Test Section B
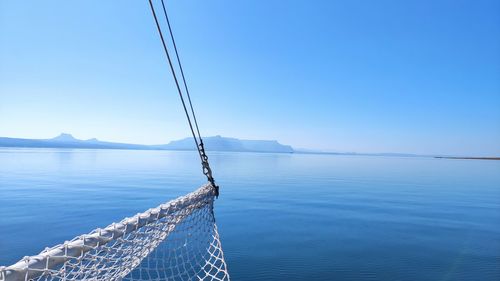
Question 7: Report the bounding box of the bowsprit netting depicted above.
[0,184,229,281]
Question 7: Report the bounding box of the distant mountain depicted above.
[156,135,294,153]
[0,134,294,153]
[51,133,79,142]
[0,133,154,150]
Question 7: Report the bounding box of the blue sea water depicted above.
[0,148,499,280]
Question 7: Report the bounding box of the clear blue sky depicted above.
[1,0,499,156]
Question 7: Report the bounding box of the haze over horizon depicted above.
[1,132,497,157]
[1,1,499,156]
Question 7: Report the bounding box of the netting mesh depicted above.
[0,184,229,281]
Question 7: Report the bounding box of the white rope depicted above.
[0,184,230,281]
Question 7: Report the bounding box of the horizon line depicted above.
[1,133,499,159]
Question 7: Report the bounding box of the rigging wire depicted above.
[160,0,202,142]
[147,0,219,196]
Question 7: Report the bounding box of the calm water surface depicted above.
[1,148,499,280]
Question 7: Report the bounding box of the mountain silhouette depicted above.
[0,134,294,153]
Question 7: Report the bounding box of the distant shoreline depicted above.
[1,146,499,160]
[0,134,294,154]
[1,134,498,159]
[435,156,500,161]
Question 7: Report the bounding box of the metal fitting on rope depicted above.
[198,141,219,198]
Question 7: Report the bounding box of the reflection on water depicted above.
[0,148,499,280]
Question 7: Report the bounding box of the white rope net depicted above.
[0,184,229,281]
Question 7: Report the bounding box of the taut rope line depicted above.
[147,0,219,196]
